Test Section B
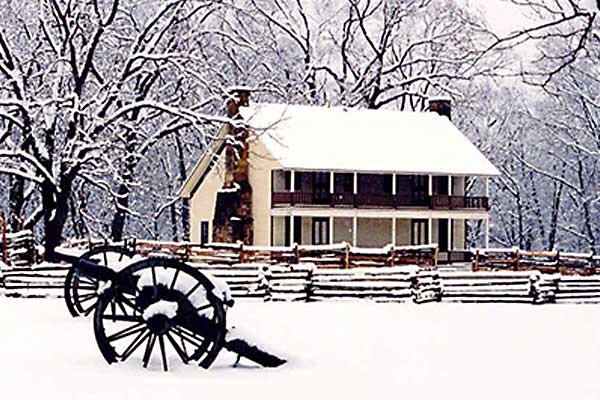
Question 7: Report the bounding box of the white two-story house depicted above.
[179,89,500,260]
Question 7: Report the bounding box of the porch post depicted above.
[290,170,295,193]
[352,216,358,247]
[392,173,397,195]
[428,174,433,196]
[289,213,295,245]
[448,218,452,250]
[353,172,358,194]
[428,217,433,244]
[330,171,334,194]
[392,216,396,246]
[329,216,334,244]
[448,175,452,196]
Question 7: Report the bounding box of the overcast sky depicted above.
[460,0,536,35]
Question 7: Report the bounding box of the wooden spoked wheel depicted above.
[64,246,134,317]
[93,258,226,372]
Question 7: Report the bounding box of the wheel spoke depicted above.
[77,293,98,302]
[116,297,129,317]
[159,335,168,372]
[151,266,158,297]
[110,299,116,321]
[76,284,98,291]
[119,294,143,314]
[171,327,204,349]
[165,331,189,364]
[143,334,157,368]
[185,282,202,298]
[121,329,150,361]
[170,268,180,290]
[107,323,145,342]
[83,303,96,316]
[102,314,143,322]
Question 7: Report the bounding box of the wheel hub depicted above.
[146,314,172,335]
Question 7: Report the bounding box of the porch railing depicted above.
[272,192,489,210]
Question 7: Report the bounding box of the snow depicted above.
[582,0,599,12]
[2,299,600,400]
[97,281,112,295]
[239,103,500,176]
[134,267,231,312]
[142,300,179,320]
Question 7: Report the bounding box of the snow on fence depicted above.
[3,262,600,304]
[1,264,69,298]
[473,248,600,275]
[0,224,37,268]
[131,240,439,269]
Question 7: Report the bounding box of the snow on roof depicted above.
[241,103,500,176]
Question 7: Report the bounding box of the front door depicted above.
[438,219,449,252]
[411,219,428,245]
[312,217,330,245]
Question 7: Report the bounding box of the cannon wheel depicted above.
[64,246,134,317]
[93,258,226,372]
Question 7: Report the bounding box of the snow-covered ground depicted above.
[2,299,600,400]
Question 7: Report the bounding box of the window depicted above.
[200,221,209,245]
[284,216,291,247]
[312,218,330,245]
[313,172,330,204]
[313,172,329,193]
[294,216,302,244]
[411,175,428,195]
[411,219,428,245]
[284,171,291,191]
[335,173,354,193]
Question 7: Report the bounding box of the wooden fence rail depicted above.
[0,228,37,268]
[473,248,600,275]
[130,241,439,269]
[5,261,600,305]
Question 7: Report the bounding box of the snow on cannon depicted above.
[49,246,286,371]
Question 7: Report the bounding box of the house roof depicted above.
[241,103,500,176]
[179,103,500,198]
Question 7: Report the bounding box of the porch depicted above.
[270,212,489,254]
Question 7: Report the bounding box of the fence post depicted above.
[473,249,479,272]
[514,248,520,271]
[555,251,560,273]
[185,243,191,262]
[305,266,314,302]
[259,265,272,302]
[239,241,245,264]
[388,244,394,268]
[345,242,351,269]
[293,243,300,264]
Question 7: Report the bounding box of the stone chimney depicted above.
[428,97,452,120]
[212,86,254,245]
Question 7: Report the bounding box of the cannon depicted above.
[50,247,286,371]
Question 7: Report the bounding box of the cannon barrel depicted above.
[47,250,118,282]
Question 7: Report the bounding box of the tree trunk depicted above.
[174,134,190,240]
[8,175,25,231]
[111,182,130,242]
[42,181,71,255]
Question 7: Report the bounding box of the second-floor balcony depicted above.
[271,192,489,210]
[271,170,491,211]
